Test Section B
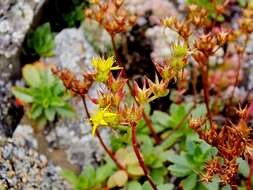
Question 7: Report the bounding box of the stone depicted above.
[0,81,23,137]
[44,27,95,75]
[0,0,47,81]
[0,137,71,189]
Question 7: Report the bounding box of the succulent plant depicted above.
[12,62,75,127]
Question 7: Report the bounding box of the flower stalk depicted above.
[131,122,158,190]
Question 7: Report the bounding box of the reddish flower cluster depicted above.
[85,0,136,35]
[189,106,253,186]
[51,67,95,96]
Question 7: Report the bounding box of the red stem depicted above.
[110,34,122,66]
[142,110,161,144]
[131,122,158,190]
[95,129,125,171]
[82,96,125,171]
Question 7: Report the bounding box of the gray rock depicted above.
[44,27,95,75]
[0,80,23,137]
[13,124,38,148]
[0,138,71,190]
[0,0,47,81]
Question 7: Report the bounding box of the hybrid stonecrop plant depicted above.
[26,22,55,57]
[54,0,253,190]
[12,62,74,128]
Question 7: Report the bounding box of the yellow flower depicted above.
[90,106,118,136]
[92,56,122,82]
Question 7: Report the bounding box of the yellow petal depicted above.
[92,124,97,136]
[111,66,123,70]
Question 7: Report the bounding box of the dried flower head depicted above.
[52,67,95,96]
[85,0,136,35]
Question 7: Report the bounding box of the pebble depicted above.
[0,138,71,190]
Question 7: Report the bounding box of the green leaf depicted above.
[22,64,41,87]
[191,103,207,118]
[127,163,144,176]
[124,152,139,165]
[27,23,55,57]
[221,185,232,190]
[151,111,170,126]
[204,175,219,190]
[76,175,89,190]
[237,157,249,177]
[167,154,189,166]
[150,168,166,185]
[107,170,128,188]
[157,184,174,190]
[162,130,184,149]
[53,81,65,96]
[96,163,114,183]
[181,173,197,190]
[31,103,43,119]
[12,86,34,103]
[167,153,192,177]
[44,107,56,122]
[169,104,186,126]
[82,165,96,188]
[168,164,192,177]
[61,170,78,187]
[142,181,153,190]
[127,181,143,190]
[50,97,66,107]
[56,105,75,118]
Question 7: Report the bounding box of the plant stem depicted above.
[131,122,158,190]
[95,129,125,171]
[200,63,213,128]
[110,34,161,144]
[81,96,125,171]
[110,34,122,66]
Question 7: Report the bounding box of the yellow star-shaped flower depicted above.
[90,107,118,136]
[92,56,122,82]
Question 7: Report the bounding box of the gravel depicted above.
[0,138,71,190]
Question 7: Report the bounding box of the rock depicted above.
[0,0,47,81]
[126,0,177,25]
[13,124,38,148]
[44,27,95,75]
[0,137,71,190]
[0,81,23,137]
